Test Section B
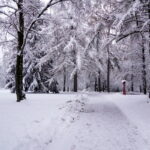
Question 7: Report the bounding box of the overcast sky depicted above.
[42,0,50,4]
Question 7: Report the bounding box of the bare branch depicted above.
[0,5,17,10]
[116,30,142,42]
[22,0,69,50]
[0,11,10,17]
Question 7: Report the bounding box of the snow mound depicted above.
[59,94,88,124]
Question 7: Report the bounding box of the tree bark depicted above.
[107,55,110,93]
[131,74,134,92]
[96,31,101,92]
[148,1,150,54]
[107,28,110,93]
[94,77,97,92]
[16,0,25,102]
[98,71,101,92]
[131,65,134,92]
[148,1,150,97]
[73,72,78,92]
[140,85,142,93]
[103,80,106,92]
[142,37,147,94]
[63,67,66,92]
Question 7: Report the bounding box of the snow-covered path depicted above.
[47,94,150,150]
[0,91,150,150]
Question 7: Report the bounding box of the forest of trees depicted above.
[0,0,150,102]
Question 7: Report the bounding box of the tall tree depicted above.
[0,0,69,101]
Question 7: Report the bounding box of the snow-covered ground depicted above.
[0,90,150,150]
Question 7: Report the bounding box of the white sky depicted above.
[42,0,50,4]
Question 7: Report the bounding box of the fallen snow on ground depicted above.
[0,90,150,150]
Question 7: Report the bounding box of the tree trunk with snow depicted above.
[16,0,25,102]
[14,0,67,101]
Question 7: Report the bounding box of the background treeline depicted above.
[0,0,150,98]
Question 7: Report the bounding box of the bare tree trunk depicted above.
[148,1,150,97]
[16,0,25,102]
[140,85,142,93]
[67,87,69,92]
[103,80,106,92]
[142,37,147,94]
[131,74,134,92]
[148,1,150,54]
[98,71,101,92]
[107,55,110,93]
[94,77,97,92]
[96,31,102,92]
[73,72,78,92]
[131,65,134,92]
[107,28,110,93]
[63,67,66,92]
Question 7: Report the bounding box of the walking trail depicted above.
[46,94,150,150]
